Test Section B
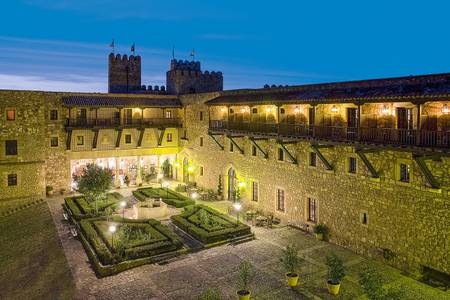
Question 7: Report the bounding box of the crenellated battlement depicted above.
[109,53,141,64]
[170,59,201,71]
[108,52,142,93]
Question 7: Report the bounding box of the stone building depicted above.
[0,52,449,279]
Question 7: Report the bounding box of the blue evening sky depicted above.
[0,0,449,92]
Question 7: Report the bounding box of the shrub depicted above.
[198,288,222,300]
[326,254,345,284]
[359,266,405,300]
[124,175,130,187]
[313,223,328,234]
[237,260,255,292]
[281,244,303,275]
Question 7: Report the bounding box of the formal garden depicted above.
[133,187,195,207]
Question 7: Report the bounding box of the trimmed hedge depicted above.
[171,205,251,245]
[64,193,123,220]
[134,187,195,208]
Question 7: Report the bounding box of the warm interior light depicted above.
[188,166,194,173]
[174,162,180,168]
[265,107,272,113]
[238,181,245,188]
[220,107,226,112]
[294,106,301,114]
[331,105,338,113]
[157,174,163,179]
[381,105,390,115]
[442,104,449,114]
[241,108,246,113]
[233,202,242,211]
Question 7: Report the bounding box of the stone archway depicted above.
[227,167,236,201]
[183,157,189,183]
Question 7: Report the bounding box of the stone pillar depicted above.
[136,155,142,185]
[115,156,121,187]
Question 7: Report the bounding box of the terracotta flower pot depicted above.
[327,280,341,295]
[236,289,250,300]
[286,272,299,287]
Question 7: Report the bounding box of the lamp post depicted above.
[109,224,117,250]
[120,201,126,220]
[191,192,198,201]
[233,202,242,223]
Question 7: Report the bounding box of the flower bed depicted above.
[79,216,184,277]
[171,205,252,245]
[133,187,195,208]
[64,192,123,220]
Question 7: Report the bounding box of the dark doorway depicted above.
[397,108,415,144]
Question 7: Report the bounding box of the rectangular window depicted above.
[5,140,18,155]
[360,212,368,225]
[230,141,234,152]
[251,145,257,156]
[278,148,284,161]
[50,137,58,147]
[200,137,203,146]
[307,198,317,223]
[76,136,84,146]
[6,109,15,121]
[125,134,132,144]
[309,152,317,167]
[166,133,172,142]
[49,110,58,120]
[276,188,285,212]
[252,182,258,202]
[252,108,258,114]
[199,111,203,121]
[348,157,357,173]
[399,163,410,182]
[7,174,17,186]
[280,108,285,114]
[200,166,204,176]
[165,110,172,118]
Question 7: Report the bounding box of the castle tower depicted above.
[166,59,223,95]
[108,53,142,93]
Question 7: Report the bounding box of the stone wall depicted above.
[178,93,450,276]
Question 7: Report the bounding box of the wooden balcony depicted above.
[209,120,450,149]
[66,117,182,129]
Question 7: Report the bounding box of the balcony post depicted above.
[311,105,316,138]
[277,105,280,136]
[119,108,122,126]
[226,106,230,130]
[416,102,422,146]
[141,107,144,126]
[95,108,98,126]
[68,107,71,126]
[357,103,361,141]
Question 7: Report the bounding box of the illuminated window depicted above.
[252,182,258,202]
[307,198,317,223]
[50,137,58,147]
[5,140,17,155]
[309,152,317,167]
[7,174,17,186]
[165,110,172,118]
[125,134,132,144]
[166,133,172,142]
[349,157,357,173]
[49,110,58,120]
[276,188,285,212]
[76,136,84,146]
[6,109,15,121]
[399,163,410,182]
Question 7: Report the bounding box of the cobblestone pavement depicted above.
[47,196,445,300]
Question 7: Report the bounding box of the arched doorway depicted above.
[227,167,236,201]
[183,157,189,183]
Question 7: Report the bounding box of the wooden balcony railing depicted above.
[209,120,449,149]
[66,117,182,128]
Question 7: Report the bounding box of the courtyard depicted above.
[35,188,448,300]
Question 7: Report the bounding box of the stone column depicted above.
[136,155,142,185]
[115,156,121,187]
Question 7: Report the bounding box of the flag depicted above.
[172,45,175,59]
[190,48,195,60]
[131,43,135,54]
[109,39,115,48]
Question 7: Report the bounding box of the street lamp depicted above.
[120,201,126,220]
[109,224,117,249]
[233,202,242,223]
[191,192,198,200]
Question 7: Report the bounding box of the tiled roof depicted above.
[62,95,182,107]
[207,73,450,105]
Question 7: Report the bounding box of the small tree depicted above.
[124,175,130,187]
[359,266,404,300]
[198,288,222,300]
[281,244,303,275]
[217,175,223,197]
[326,254,345,284]
[74,163,113,214]
[237,260,255,293]
[161,159,171,178]
[313,223,328,235]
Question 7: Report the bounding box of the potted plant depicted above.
[46,185,54,197]
[326,254,345,295]
[217,175,223,200]
[313,223,328,241]
[236,260,255,300]
[281,244,303,287]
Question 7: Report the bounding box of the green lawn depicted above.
[0,202,75,300]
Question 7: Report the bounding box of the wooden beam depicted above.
[413,155,441,189]
[227,135,244,154]
[277,141,297,164]
[137,128,145,148]
[92,129,99,149]
[115,129,122,148]
[250,137,268,158]
[157,128,166,146]
[355,149,380,179]
[66,129,72,150]
[311,144,333,170]
[208,133,224,150]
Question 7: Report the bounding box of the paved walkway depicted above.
[47,195,448,300]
